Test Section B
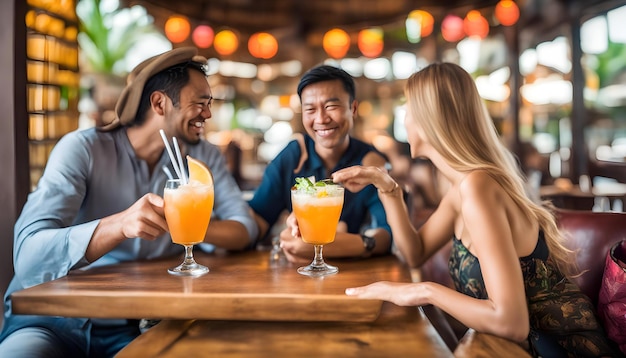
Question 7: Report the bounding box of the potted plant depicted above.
[76,0,169,125]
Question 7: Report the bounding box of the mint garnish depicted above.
[294,177,315,192]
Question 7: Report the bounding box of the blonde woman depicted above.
[331,63,616,357]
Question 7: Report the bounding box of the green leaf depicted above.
[76,0,163,75]
[294,177,314,191]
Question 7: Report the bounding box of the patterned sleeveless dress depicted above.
[448,234,620,357]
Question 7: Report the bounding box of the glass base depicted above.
[168,262,209,276]
[297,262,338,277]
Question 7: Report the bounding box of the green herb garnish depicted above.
[294,177,339,193]
[294,177,315,192]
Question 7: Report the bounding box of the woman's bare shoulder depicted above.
[460,170,501,194]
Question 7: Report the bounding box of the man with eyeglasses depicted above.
[0,47,257,357]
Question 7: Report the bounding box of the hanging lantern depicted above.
[214,30,239,56]
[495,0,520,26]
[323,28,350,59]
[192,25,214,49]
[248,32,278,59]
[463,10,489,39]
[406,10,434,43]
[441,14,465,42]
[357,28,384,58]
[164,15,191,44]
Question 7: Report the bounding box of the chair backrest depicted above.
[555,209,626,305]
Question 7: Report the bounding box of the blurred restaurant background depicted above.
[1,0,626,320]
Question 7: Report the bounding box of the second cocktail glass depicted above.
[291,182,344,277]
[164,177,214,276]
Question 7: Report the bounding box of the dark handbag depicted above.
[598,239,626,355]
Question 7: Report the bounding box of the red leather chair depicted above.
[555,209,626,306]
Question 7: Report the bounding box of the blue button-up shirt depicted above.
[249,134,391,239]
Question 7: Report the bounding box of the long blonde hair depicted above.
[405,63,574,277]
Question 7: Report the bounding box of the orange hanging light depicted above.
[495,0,520,26]
[192,25,214,49]
[357,28,384,58]
[323,28,350,59]
[214,29,239,56]
[248,32,279,59]
[441,14,465,42]
[408,10,434,38]
[463,10,489,39]
[164,15,191,43]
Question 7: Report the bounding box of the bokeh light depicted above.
[441,14,465,42]
[357,28,384,58]
[214,29,239,56]
[164,15,190,43]
[248,32,278,59]
[323,28,350,59]
[192,25,214,48]
[495,0,520,26]
[464,10,489,39]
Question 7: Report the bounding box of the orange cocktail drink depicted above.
[291,188,343,245]
[291,181,344,277]
[163,155,214,276]
[164,181,214,245]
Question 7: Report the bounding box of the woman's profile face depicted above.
[404,104,427,158]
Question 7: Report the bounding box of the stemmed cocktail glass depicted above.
[291,181,344,277]
[164,177,214,276]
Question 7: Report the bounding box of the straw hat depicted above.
[99,47,205,131]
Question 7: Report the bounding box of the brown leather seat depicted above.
[555,208,626,305]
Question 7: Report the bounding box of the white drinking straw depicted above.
[173,137,188,184]
[162,165,174,180]
[159,129,183,180]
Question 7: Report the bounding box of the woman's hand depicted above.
[332,165,396,193]
[345,281,431,307]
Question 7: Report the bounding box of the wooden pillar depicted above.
[503,24,522,159]
[0,0,29,316]
[570,5,587,183]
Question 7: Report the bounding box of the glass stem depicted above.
[183,245,197,266]
[313,245,325,266]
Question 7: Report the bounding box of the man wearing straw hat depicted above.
[0,47,258,356]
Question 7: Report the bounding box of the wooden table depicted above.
[117,304,451,357]
[12,251,410,322]
[11,250,453,357]
[540,183,626,211]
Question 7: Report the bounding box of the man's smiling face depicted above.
[300,79,355,151]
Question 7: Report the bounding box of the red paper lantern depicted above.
[164,15,190,44]
[214,30,239,56]
[357,28,384,58]
[248,32,278,59]
[441,15,465,42]
[192,25,214,49]
[323,28,350,59]
[495,0,520,26]
[463,10,489,39]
